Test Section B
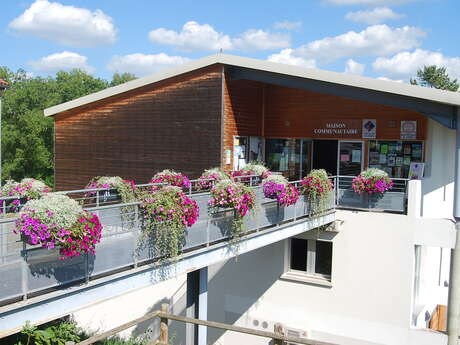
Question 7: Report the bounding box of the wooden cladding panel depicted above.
[55,66,223,190]
[222,77,264,167]
[264,84,427,140]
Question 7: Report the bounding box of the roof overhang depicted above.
[44,53,460,129]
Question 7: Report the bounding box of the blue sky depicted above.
[1,0,460,82]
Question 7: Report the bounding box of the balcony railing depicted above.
[334,175,409,214]
[0,182,335,307]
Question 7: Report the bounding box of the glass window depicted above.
[290,238,333,278]
[265,138,311,180]
[290,238,308,271]
[368,140,423,178]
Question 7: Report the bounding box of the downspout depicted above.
[448,106,460,345]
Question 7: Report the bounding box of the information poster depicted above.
[401,121,417,140]
[408,162,425,180]
[362,119,377,139]
[352,150,361,163]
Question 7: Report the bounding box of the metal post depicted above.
[198,267,208,345]
[186,270,199,345]
[448,106,460,345]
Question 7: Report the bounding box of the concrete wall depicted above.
[422,119,456,219]
[206,210,452,345]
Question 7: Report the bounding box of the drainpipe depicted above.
[448,106,460,345]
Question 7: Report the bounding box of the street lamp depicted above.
[0,79,9,187]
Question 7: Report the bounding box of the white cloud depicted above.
[107,53,190,76]
[273,21,302,30]
[148,21,290,52]
[345,7,404,25]
[268,49,316,68]
[9,0,116,48]
[377,76,404,83]
[372,49,460,80]
[324,0,413,5]
[345,59,365,75]
[28,51,94,74]
[294,25,424,61]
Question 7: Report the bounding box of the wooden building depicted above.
[44,54,453,190]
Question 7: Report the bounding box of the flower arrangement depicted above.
[300,169,334,214]
[208,180,256,238]
[14,194,102,259]
[262,175,299,206]
[197,167,229,190]
[150,170,191,190]
[352,168,393,194]
[1,178,51,213]
[232,163,271,184]
[85,176,136,203]
[141,186,199,259]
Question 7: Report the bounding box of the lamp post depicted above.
[0,79,9,187]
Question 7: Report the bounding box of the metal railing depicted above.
[334,175,409,214]
[0,183,335,307]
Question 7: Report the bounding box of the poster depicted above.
[380,144,388,154]
[340,154,350,162]
[412,144,422,159]
[352,149,361,163]
[403,156,411,165]
[387,155,396,167]
[395,156,403,167]
[408,162,425,180]
[379,154,387,164]
[404,145,411,155]
[401,121,417,139]
[362,119,377,139]
[369,152,380,165]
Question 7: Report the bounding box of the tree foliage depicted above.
[410,65,459,91]
[0,67,137,187]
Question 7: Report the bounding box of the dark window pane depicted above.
[315,241,332,276]
[290,238,307,271]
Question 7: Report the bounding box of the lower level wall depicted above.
[70,210,454,345]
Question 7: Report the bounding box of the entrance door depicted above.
[338,141,364,176]
[312,140,338,176]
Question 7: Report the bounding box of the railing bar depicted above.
[76,310,160,345]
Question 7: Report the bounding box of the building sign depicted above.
[401,121,417,140]
[362,119,376,139]
[312,120,360,137]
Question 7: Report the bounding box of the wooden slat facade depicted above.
[54,65,223,190]
[54,64,428,189]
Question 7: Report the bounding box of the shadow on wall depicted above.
[130,241,283,345]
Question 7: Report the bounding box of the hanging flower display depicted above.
[1,178,51,213]
[141,186,199,259]
[85,176,136,203]
[14,194,103,260]
[197,168,229,190]
[231,163,271,184]
[352,168,393,194]
[300,169,334,213]
[150,170,191,190]
[262,175,299,206]
[208,180,256,237]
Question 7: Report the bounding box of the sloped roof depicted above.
[44,53,460,117]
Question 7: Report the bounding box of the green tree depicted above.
[110,72,137,87]
[410,65,459,91]
[0,68,110,187]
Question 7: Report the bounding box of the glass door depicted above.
[338,141,364,176]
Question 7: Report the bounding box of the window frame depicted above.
[282,236,334,286]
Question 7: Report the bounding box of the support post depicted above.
[273,323,285,345]
[198,267,208,345]
[448,106,460,345]
[159,303,169,345]
[186,267,208,345]
[186,270,199,345]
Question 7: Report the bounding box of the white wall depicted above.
[207,210,451,345]
[422,119,456,219]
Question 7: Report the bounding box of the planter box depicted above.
[337,189,406,213]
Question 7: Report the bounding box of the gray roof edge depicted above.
[44,53,460,117]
